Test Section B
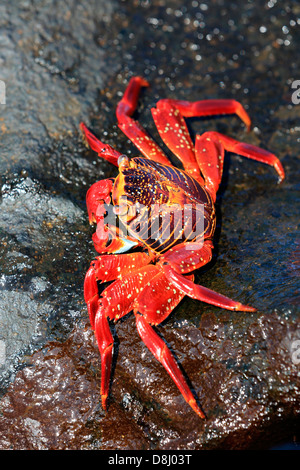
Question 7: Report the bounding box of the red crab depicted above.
[81,77,285,418]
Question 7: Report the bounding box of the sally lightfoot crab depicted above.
[81,77,285,418]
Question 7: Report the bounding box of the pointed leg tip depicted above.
[80,122,88,133]
[101,394,108,411]
[196,409,206,420]
[237,303,257,312]
[276,168,285,184]
[80,122,91,146]
[248,307,257,312]
[129,76,149,89]
[189,398,206,419]
[137,76,149,87]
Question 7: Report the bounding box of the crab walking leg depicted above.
[116,77,171,165]
[157,98,252,131]
[84,252,152,328]
[116,76,149,122]
[93,268,162,410]
[84,263,101,329]
[134,270,194,326]
[199,131,285,182]
[93,252,152,283]
[160,240,214,274]
[80,122,121,166]
[91,265,163,409]
[194,134,225,201]
[151,102,203,183]
[135,314,205,418]
[163,265,256,312]
[94,305,114,410]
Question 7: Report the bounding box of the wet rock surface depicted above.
[0,0,299,450]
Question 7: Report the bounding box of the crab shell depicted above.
[112,155,216,254]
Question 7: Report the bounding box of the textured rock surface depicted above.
[0,0,299,450]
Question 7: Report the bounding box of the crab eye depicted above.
[118,154,129,169]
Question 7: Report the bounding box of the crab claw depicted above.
[86,179,114,224]
[92,224,140,255]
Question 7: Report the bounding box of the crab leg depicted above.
[163,264,256,312]
[116,76,149,123]
[84,252,152,328]
[94,304,114,409]
[80,122,121,166]
[160,240,256,309]
[91,265,161,409]
[151,101,203,183]
[150,96,250,183]
[197,131,285,183]
[84,263,101,329]
[160,240,255,311]
[135,314,205,418]
[160,240,214,274]
[116,77,171,165]
[157,97,252,131]
[194,134,225,201]
[133,268,204,417]
[134,268,191,325]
